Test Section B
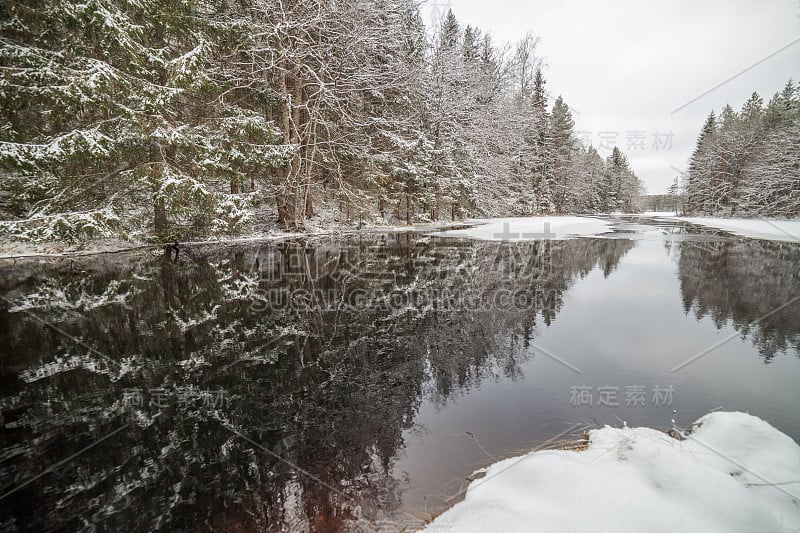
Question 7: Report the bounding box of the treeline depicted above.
[683,79,800,217]
[645,194,681,213]
[0,1,643,241]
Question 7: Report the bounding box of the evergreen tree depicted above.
[603,147,641,212]
[684,80,798,218]
[528,68,554,213]
[685,111,717,214]
[550,95,576,213]
[0,0,289,240]
[440,9,461,50]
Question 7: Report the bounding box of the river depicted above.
[1,215,798,531]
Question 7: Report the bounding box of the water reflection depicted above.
[0,235,633,531]
[0,228,798,531]
[677,238,800,362]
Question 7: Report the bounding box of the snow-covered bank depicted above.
[0,221,469,261]
[424,412,800,533]
[428,216,613,241]
[642,210,679,217]
[668,217,800,243]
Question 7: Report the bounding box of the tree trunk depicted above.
[276,191,295,229]
[304,189,313,218]
[275,36,298,230]
[154,189,167,239]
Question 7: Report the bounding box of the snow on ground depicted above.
[642,210,679,217]
[424,411,800,533]
[428,216,613,241]
[0,222,466,260]
[670,217,800,243]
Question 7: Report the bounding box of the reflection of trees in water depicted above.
[0,235,632,531]
[678,239,800,362]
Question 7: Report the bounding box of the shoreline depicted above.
[420,411,800,532]
[0,220,476,262]
[3,213,799,262]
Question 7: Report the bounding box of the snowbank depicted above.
[0,222,467,260]
[424,412,800,533]
[676,217,800,243]
[642,211,679,217]
[428,216,613,241]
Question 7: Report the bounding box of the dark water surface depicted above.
[1,216,799,531]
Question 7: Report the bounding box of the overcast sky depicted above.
[424,0,800,194]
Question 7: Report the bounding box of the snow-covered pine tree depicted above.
[528,68,555,213]
[740,80,799,216]
[685,80,798,218]
[549,95,576,213]
[0,0,290,241]
[602,146,641,212]
[685,111,717,214]
[577,146,605,213]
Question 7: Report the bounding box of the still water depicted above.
[1,216,799,531]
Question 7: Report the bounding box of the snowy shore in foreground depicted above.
[424,411,800,533]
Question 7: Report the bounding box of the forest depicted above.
[0,0,643,242]
[683,79,800,217]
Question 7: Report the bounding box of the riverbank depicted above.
[4,213,799,262]
[0,220,473,262]
[422,411,800,533]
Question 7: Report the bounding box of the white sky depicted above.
[424,0,800,194]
